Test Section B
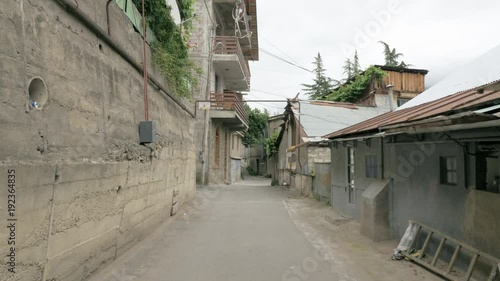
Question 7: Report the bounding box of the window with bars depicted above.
[440,156,457,185]
[347,147,355,203]
[365,155,378,178]
[397,98,411,107]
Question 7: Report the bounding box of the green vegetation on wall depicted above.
[133,0,200,98]
[325,66,386,103]
[265,131,280,157]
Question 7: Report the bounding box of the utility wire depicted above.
[260,48,313,73]
[261,36,301,65]
[203,0,215,25]
[251,88,290,98]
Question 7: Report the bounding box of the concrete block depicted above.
[0,263,43,281]
[126,162,152,187]
[0,166,53,265]
[47,214,120,258]
[56,162,128,184]
[51,176,123,234]
[43,226,118,281]
[151,160,169,181]
[360,179,392,241]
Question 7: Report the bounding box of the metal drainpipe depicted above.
[141,0,149,121]
[106,0,113,36]
[54,0,196,118]
[297,100,302,172]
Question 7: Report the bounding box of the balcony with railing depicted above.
[213,36,251,91]
[210,92,249,129]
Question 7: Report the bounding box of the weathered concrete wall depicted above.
[0,1,196,280]
[463,190,500,259]
[387,142,467,240]
[208,121,230,184]
[190,0,214,184]
[360,179,391,241]
[292,174,313,197]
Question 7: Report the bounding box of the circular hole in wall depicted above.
[28,77,48,109]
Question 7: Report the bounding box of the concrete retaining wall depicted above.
[0,1,196,280]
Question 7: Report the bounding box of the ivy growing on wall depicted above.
[132,0,200,98]
[265,131,280,157]
[325,66,387,103]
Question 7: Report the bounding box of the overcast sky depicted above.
[246,0,500,115]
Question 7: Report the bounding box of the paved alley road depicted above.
[89,177,441,281]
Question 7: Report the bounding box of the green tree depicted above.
[343,58,354,81]
[242,106,269,147]
[352,50,362,76]
[301,53,335,100]
[379,41,409,68]
[342,50,362,81]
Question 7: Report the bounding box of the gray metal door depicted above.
[313,163,331,203]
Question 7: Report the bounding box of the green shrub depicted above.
[132,0,200,98]
[326,66,386,103]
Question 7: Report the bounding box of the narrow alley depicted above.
[89,178,439,281]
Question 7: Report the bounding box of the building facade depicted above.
[326,81,500,271]
[268,66,428,197]
[191,0,259,185]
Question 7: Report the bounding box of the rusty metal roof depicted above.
[374,65,429,75]
[324,86,500,139]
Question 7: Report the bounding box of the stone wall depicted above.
[307,146,331,175]
[0,1,196,280]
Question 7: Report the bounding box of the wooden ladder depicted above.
[402,221,499,281]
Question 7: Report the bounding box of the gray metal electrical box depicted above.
[139,121,156,143]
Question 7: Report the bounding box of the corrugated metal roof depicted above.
[295,101,390,139]
[324,87,500,139]
[398,44,500,110]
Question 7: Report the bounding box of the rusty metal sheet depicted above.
[324,88,500,139]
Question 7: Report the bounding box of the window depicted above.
[440,156,457,185]
[397,98,411,107]
[347,147,355,203]
[365,155,378,178]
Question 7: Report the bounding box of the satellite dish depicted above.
[166,0,182,25]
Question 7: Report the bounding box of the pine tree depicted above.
[301,53,334,100]
[379,41,407,68]
[343,58,353,81]
[352,50,362,75]
[342,50,362,81]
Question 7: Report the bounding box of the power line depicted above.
[260,48,313,73]
[203,0,215,25]
[260,36,301,65]
[250,88,290,98]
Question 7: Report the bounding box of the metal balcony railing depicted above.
[214,36,251,80]
[210,92,249,126]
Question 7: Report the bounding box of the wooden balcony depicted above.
[213,36,251,91]
[210,92,249,129]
